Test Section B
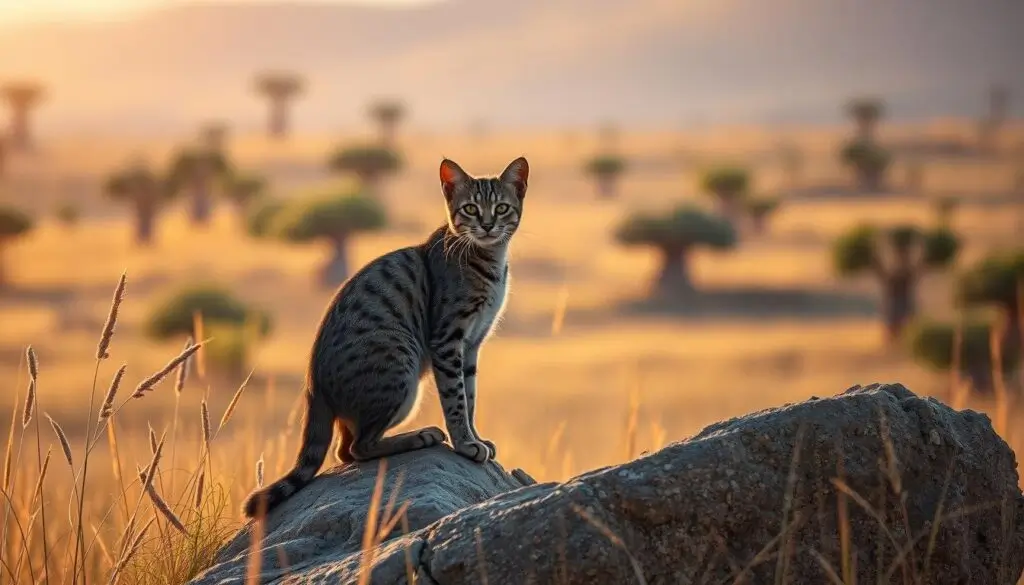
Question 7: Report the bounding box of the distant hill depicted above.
[0,0,1021,137]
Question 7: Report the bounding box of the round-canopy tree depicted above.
[701,166,750,227]
[845,97,884,142]
[745,196,781,235]
[0,205,33,287]
[145,284,272,340]
[253,71,304,140]
[368,99,405,147]
[584,155,625,198]
[245,196,286,238]
[105,162,172,246]
[908,318,1020,394]
[2,82,44,150]
[840,139,891,193]
[955,249,1024,345]
[223,171,266,221]
[269,191,387,287]
[167,146,232,226]
[833,223,960,342]
[328,145,401,198]
[615,205,737,296]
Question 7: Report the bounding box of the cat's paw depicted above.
[478,438,497,459]
[453,440,491,463]
[416,426,447,447]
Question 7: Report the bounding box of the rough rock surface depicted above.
[190,383,1024,584]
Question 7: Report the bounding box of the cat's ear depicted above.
[439,158,470,201]
[499,156,529,200]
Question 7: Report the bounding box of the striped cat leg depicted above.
[431,340,491,463]
[463,343,496,458]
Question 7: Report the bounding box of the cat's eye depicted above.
[461,204,479,216]
[495,203,510,214]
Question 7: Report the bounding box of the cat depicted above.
[242,156,529,518]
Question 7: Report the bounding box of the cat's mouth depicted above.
[472,233,504,246]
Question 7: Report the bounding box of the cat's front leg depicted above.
[463,342,496,458]
[430,336,491,463]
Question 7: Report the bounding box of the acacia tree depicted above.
[0,205,33,287]
[955,249,1024,349]
[328,145,401,198]
[253,71,304,139]
[978,84,1010,153]
[199,120,229,152]
[745,196,780,235]
[615,205,736,296]
[368,99,405,147]
[167,146,231,226]
[585,155,625,198]
[846,97,883,142]
[105,162,171,246]
[840,140,891,192]
[833,224,959,343]
[933,195,961,228]
[1,82,44,150]
[909,319,1019,395]
[223,172,266,221]
[268,192,387,287]
[702,167,750,227]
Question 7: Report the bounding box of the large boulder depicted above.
[190,383,1024,584]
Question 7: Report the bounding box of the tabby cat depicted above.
[242,156,529,518]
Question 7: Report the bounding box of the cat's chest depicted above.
[463,272,509,341]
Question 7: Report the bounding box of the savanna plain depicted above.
[0,120,1022,583]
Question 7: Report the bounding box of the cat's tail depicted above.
[242,386,333,518]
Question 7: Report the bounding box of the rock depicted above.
[190,383,1024,584]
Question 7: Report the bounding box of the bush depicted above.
[908,318,1019,375]
[270,192,387,242]
[54,201,81,226]
[0,205,34,239]
[246,197,287,238]
[328,145,402,179]
[203,324,254,378]
[146,285,272,340]
[585,155,625,177]
[701,167,750,196]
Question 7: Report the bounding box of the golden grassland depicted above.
[0,122,1022,583]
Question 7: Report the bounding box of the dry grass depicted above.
[0,122,1022,583]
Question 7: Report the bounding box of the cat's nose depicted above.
[481,224,495,233]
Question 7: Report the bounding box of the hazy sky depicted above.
[0,0,436,24]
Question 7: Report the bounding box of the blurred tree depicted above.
[145,284,272,340]
[203,323,258,380]
[701,166,750,227]
[328,145,401,198]
[932,195,961,229]
[744,196,781,235]
[167,146,232,226]
[245,196,286,238]
[199,120,230,152]
[269,191,387,287]
[833,224,959,342]
[254,71,304,140]
[223,171,266,222]
[955,249,1024,345]
[845,97,884,142]
[615,205,736,295]
[908,318,1019,394]
[1,82,44,150]
[978,84,1010,154]
[105,161,172,246]
[0,205,33,287]
[368,99,405,147]
[840,140,891,192]
[584,155,626,198]
[54,201,81,229]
